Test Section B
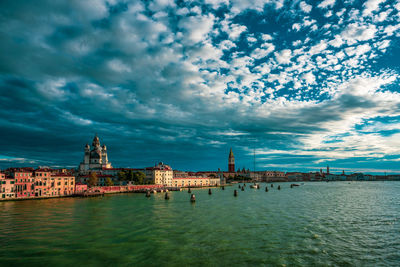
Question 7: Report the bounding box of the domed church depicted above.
[78,135,112,172]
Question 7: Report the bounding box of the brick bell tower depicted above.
[228,148,235,172]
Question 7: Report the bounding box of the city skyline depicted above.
[1,0,400,173]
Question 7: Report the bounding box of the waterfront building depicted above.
[309,172,324,181]
[174,171,223,186]
[0,173,15,199]
[325,174,347,181]
[78,135,112,173]
[349,173,368,181]
[75,183,88,193]
[51,174,75,196]
[13,170,35,198]
[145,162,173,186]
[172,176,210,187]
[228,148,235,172]
[286,172,304,181]
[209,177,220,186]
[33,169,51,197]
[239,170,287,182]
[387,175,400,180]
[33,169,75,197]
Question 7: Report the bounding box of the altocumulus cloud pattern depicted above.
[1,0,400,173]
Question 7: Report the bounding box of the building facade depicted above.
[78,135,112,173]
[145,162,173,186]
[13,170,35,198]
[0,173,15,199]
[172,177,210,187]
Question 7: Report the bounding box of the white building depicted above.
[78,135,112,173]
[145,162,173,186]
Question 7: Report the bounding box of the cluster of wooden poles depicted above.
[145,183,299,202]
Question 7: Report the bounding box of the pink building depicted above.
[0,173,15,199]
[75,183,87,194]
[13,170,35,198]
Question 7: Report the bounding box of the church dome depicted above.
[90,150,101,159]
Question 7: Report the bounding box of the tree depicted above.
[105,177,114,186]
[118,171,127,181]
[133,171,146,184]
[88,172,98,187]
[117,170,146,184]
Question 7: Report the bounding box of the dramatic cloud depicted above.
[318,0,335,9]
[1,0,400,173]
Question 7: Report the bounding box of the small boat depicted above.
[250,183,259,189]
[291,184,300,187]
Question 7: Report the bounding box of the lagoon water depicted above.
[1,182,400,266]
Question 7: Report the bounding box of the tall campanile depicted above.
[228,148,235,172]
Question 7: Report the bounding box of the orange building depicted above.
[34,169,75,197]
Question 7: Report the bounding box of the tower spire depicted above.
[92,134,100,148]
[228,148,235,172]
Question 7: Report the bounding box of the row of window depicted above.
[15,173,32,177]
[0,181,15,184]
[2,188,13,192]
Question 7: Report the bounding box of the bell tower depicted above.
[84,144,90,164]
[228,148,235,172]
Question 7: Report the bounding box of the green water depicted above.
[1,182,400,266]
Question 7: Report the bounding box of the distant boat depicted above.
[250,183,259,189]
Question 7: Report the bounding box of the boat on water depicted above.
[250,183,259,189]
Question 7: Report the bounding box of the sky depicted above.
[1,0,400,173]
